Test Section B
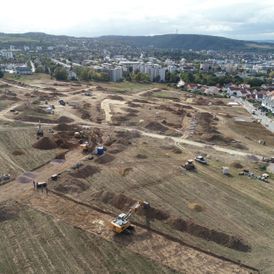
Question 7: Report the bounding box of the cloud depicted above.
[0,0,273,40]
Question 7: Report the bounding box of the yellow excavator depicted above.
[110,202,143,234]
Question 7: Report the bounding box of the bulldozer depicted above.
[110,202,143,234]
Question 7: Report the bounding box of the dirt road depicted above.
[101,99,126,123]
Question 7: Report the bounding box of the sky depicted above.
[0,0,274,40]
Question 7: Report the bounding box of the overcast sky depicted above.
[1,0,273,40]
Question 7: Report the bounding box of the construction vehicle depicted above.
[195,155,208,164]
[79,128,103,154]
[182,159,195,171]
[36,122,44,138]
[110,202,142,234]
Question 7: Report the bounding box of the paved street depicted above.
[233,97,274,133]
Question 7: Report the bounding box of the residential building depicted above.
[15,65,32,75]
[262,91,274,113]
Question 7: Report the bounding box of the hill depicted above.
[0,32,273,50]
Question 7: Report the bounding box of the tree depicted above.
[54,67,68,81]
[245,78,264,87]
[0,70,4,78]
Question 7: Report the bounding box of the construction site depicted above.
[0,73,274,273]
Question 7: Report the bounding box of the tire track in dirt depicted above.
[20,190,258,274]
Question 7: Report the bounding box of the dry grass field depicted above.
[0,74,273,273]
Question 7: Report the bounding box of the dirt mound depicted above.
[0,203,18,222]
[108,144,127,154]
[231,162,244,169]
[188,203,203,212]
[95,85,104,91]
[127,102,141,108]
[145,122,168,132]
[202,133,234,144]
[16,175,33,184]
[195,97,210,105]
[156,104,186,116]
[53,123,81,132]
[135,154,148,159]
[33,137,58,150]
[94,191,136,211]
[57,116,74,123]
[132,99,150,104]
[70,165,101,179]
[120,167,133,177]
[55,178,89,194]
[107,95,125,101]
[140,207,170,221]
[17,116,55,124]
[95,154,115,164]
[116,130,141,139]
[169,218,250,252]
[12,150,25,156]
[215,99,226,106]
[93,190,250,251]
[55,138,75,149]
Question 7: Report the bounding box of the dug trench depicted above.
[42,189,258,273]
[92,191,251,253]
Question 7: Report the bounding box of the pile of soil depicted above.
[108,144,127,154]
[116,130,141,139]
[194,97,210,106]
[139,206,170,221]
[188,203,203,212]
[169,218,250,252]
[53,123,81,132]
[54,178,89,194]
[32,137,58,150]
[56,116,74,124]
[12,150,25,156]
[16,175,33,184]
[93,190,250,252]
[132,99,150,104]
[70,165,101,179]
[231,143,248,150]
[202,133,234,144]
[95,154,115,164]
[215,99,226,106]
[231,162,244,169]
[107,95,124,101]
[145,121,168,132]
[120,167,133,177]
[135,154,148,159]
[17,116,55,124]
[95,85,104,91]
[0,203,18,222]
[94,191,136,211]
[112,115,130,124]
[156,104,186,116]
[55,138,75,149]
[80,110,91,120]
[127,102,141,108]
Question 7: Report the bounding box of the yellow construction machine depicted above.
[110,202,143,234]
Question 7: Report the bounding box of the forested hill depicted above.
[0,32,272,51]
